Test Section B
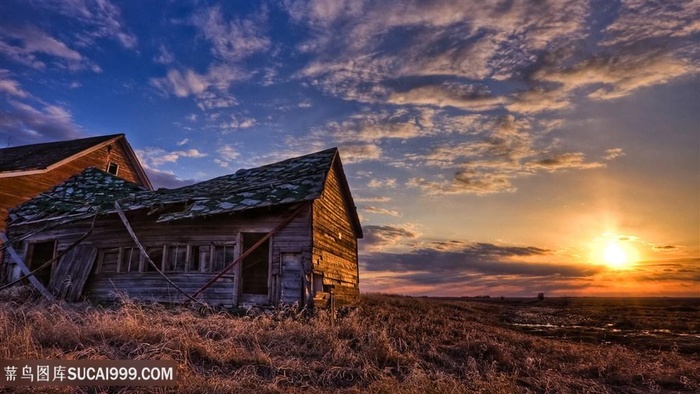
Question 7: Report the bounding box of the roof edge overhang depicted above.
[328,149,363,238]
[118,137,153,190]
[0,134,123,179]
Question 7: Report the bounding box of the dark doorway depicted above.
[241,233,269,295]
[27,241,55,287]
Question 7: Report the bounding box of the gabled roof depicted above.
[0,134,152,189]
[9,148,363,237]
[0,134,120,173]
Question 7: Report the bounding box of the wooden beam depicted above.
[0,232,54,300]
[113,201,205,306]
[190,203,308,299]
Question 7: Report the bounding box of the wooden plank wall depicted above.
[0,137,145,234]
[6,204,312,306]
[312,164,360,305]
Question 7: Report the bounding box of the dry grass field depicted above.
[0,287,698,393]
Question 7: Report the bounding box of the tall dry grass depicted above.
[0,287,697,393]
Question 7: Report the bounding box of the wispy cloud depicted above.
[214,144,240,168]
[603,148,625,161]
[355,196,392,203]
[190,5,271,62]
[219,115,257,131]
[150,65,247,111]
[0,26,96,71]
[0,70,29,98]
[136,147,208,168]
[388,82,506,111]
[361,224,420,252]
[338,143,382,164]
[361,206,401,217]
[0,100,83,146]
[368,178,397,189]
[153,44,175,64]
[405,115,609,195]
[46,0,138,49]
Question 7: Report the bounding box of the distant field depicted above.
[0,288,698,393]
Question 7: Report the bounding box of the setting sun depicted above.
[603,241,630,269]
[590,234,640,270]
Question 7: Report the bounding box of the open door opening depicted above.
[26,241,55,287]
[241,233,270,298]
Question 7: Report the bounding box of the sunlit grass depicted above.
[0,287,697,393]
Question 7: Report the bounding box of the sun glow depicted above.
[590,233,640,270]
[602,241,629,268]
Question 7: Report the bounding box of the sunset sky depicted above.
[1,0,698,297]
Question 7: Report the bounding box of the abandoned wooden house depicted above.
[0,134,152,237]
[1,148,362,308]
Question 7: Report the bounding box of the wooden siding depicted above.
[312,163,359,305]
[5,205,312,306]
[0,137,145,234]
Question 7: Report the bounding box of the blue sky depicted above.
[1,0,698,296]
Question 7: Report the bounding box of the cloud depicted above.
[214,144,240,168]
[361,224,419,252]
[176,138,189,146]
[338,143,382,163]
[361,243,591,280]
[154,44,175,64]
[190,5,271,62]
[388,82,506,111]
[0,100,82,146]
[136,147,208,168]
[355,196,391,203]
[150,65,246,110]
[0,26,94,71]
[601,0,700,46]
[368,178,397,189]
[219,115,257,131]
[143,167,197,189]
[286,0,699,127]
[290,0,590,103]
[359,233,570,291]
[532,54,693,103]
[405,115,608,195]
[652,244,683,252]
[0,70,29,97]
[46,0,138,49]
[361,206,401,217]
[603,148,625,161]
[524,152,604,172]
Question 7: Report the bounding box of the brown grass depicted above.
[0,287,698,393]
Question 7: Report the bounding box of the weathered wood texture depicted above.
[0,138,145,234]
[6,205,313,306]
[279,252,303,304]
[312,163,359,305]
[48,245,97,301]
[85,274,237,305]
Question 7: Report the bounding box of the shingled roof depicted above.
[9,148,362,236]
[8,167,147,225]
[0,134,122,173]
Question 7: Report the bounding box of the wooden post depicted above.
[0,232,54,300]
[329,287,335,326]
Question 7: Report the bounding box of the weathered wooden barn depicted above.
[0,134,152,236]
[2,148,362,307]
